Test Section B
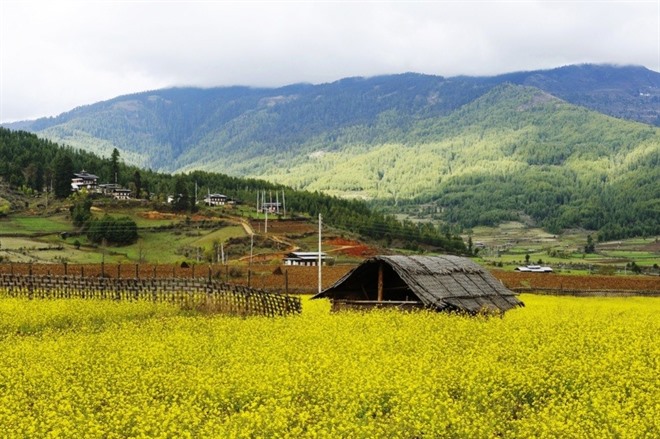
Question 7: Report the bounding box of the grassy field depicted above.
[0,294,657,438]
[1,209,657,273]
[0,214,73,234]
[469,222,659,274]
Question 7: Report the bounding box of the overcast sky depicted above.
[1,0,658,122]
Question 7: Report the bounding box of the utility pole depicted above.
[265,202,268,234]
[250,233,254,268]
[318,213,322,295]
[282,190,286,218]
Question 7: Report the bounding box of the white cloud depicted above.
[1,0,658,122]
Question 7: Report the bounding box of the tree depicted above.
[173,177,191,212]
[87,215,138,245]
[70,193,92,228]
[584,234,596,253]
[53,151,74,198]
[111,148,120,184]
[133,170,142,199]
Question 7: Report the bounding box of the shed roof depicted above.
[314,255,523,314]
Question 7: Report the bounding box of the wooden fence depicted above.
[0,274,301,317]
[0,263,355,293]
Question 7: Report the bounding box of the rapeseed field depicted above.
[0,295,657,438]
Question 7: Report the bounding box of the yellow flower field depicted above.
[0,295,658,438]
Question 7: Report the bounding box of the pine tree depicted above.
[111,148,120,184]
[53,151,74,199]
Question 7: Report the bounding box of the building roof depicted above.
[314,255,523,314]
[73,171,99,179]
[286,252,328,261]
[515,265,553,272]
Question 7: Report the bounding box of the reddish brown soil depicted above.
[2,263,658,294]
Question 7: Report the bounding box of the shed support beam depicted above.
[377,263,383,302]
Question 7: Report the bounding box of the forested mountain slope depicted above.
[5,64,659,175]
[268,84,659,239]
[2,64,659,238]
[0,128,467,252]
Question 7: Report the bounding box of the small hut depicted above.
[313,255,523,314]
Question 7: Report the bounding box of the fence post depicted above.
[285,269,289,294]
[28,263,33,300]
[192,264,195,279]
[117,263,121,279]
[101,261,105,278]
[64,262,68,276]
[135,264,139,279]
[248,270,251,288]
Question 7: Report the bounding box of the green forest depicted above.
[0,128,466,253]
[3,65,659,242]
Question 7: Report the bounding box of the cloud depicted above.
[1,0,658,122]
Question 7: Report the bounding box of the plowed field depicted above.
[492,271,660,293]
[1,264,658,295]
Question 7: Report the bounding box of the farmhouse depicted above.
[71,170,99,192]
[515,265,553,273]
[283,251,330,266]
[204,193,228,206]
[261,202,282,214]
[313,255,523,314]
[111,188,132,200]
[98,183,122,196]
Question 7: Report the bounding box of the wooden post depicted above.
[377,263,384,302]
[117,263,121,279]
[285,269,289,294]
[135,264,139,279]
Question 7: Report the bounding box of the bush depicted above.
[87,215,138,246]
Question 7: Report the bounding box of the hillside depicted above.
[0,128,467,253]
[4,65,659,175]
[2,65,659,239]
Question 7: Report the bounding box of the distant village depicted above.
[70,170,237,207]
[71,170,334,267]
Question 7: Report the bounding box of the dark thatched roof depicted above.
[313,255,523,314]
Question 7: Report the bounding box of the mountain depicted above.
[5,64,659,173]
[2,64,659,238]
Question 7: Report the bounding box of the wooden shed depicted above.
[313,255,523,314]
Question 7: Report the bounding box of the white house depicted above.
[111,188,132,200]
[261,202,282,214]
[515,265,553,273]
[283,251,330,266]
[204,193,228,206]
[71,171,99,192]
